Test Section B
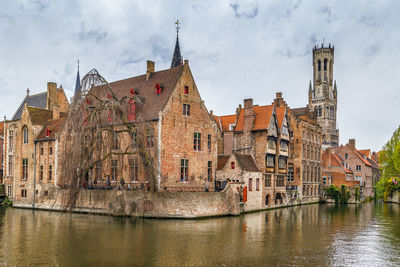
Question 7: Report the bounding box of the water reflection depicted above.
[0,202,398,266]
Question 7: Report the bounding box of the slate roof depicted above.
[27,107,53,125]
[12,92,47,120]
[234,154,259,172]
[89,65,184,121]
[235,105,274,132]
[36,118,66,141]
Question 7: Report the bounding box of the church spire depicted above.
[74,60,81,96]
[170,20,182,68]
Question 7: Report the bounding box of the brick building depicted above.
[3,83,69,202]
[329,139,380,198]
[0,121,4,183]
[322,149,358,187]
[215,95,291,207]
[288,105,323,202]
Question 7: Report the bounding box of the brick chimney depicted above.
[243,98,255,132]
[146,60,155,80]
[348,139,356,148]
[273,92,286,107]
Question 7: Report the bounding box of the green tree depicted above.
[375,125,400,199]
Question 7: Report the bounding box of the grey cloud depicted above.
[230,2,258,19]
[78,29,107,43]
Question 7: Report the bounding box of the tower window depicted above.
[318,60,321,72]
[324,58,328,71]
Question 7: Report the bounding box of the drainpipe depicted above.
[32,141,37,208]
[157,111,162,192]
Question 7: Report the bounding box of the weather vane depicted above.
[175,19,180,35]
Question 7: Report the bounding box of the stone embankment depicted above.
[13,185,241,218]
[386,191,400,204]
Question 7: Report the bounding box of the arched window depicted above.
[317,60,321,71]
[265,195,270,205]
[324,58,328,71]
[23,126,28,144]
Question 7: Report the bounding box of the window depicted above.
[287,167,294,182]
[256,178,260,191]
[49,147,53,155]
[8,155,13,176]
[302,130,305,140]
[310,146,313,160]
[49,165,52,181]
[39,166,44,180]
[318,60,321,72]
[276,175,284,187]
[345,153,348,160]
[129,158,138,181]
[306,166,310,182]
[180,159,189,182]
[207,134,211,152]
[323,176,327,185]
[355,176,362,183]
[112,132,119,150]
[207,161,212,182]
[194,132,201,151]
[268,139,276,151]
[21,189,27,198]
[7,186,12,198]
[95,161,102,182]
[111,160,118,181]
[96,131,103,148]
[356,165,362,171]
[324,58,328,71]
[278,157,286,169]
[265,174,271,187]
[266,155,274,168]
[231,162,235,169]
[302,144,305,159]
[8,130,13,152]
[183,104,191,116]
[249,178,253,191]
[23,126,28,144]
[147,134,154,148]
[265,195,270,205]
[184,86,189,95]
[40,147,44,155]
[307,145,310,159]
[22,158,28,180]
[280,141,288,152]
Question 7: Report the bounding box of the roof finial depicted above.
[175,19,180,36]
[26,88,30,96]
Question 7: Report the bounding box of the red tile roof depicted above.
[214,114,237,132]
[0,121,4,137]
[355,150,372,167]
[234,105,274,132]
[358,149,370,159]
[36,118,66,141]
[275,106,286,129]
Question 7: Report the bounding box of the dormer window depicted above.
[155,83,162,95]
[229,124,235,131]
[184,86,189,95]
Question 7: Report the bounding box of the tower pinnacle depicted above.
[170,20,182,68]
[74,60,81,96]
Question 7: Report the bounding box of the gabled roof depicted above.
[90,65,184,121]
[217,153,259,172]
[36,118,66,141]
[323,150,352,174]
[275,106,286,129]
[355,150,372,167]
[358,149,370,159]
[27,107,53,125]
[234,105,274,132]
[234,154,259,172]
[214,114,237,132]
[331,153,352,174]
[12,92,47,120]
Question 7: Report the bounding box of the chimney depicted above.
[146,60,155,80]
[349,139,356,148]
[243,98,255,132]
[236,104,242,115]
[276,92,282,99]
[184,59,189,65]
[209,110,213,116]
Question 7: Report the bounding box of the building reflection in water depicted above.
[0,202,398,266]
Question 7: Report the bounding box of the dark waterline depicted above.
[0,201,399,266]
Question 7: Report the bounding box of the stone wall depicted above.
[13,184,241,218]
[386,191,400,204]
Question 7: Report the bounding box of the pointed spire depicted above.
[74,60,81,96]
[309,80,312,91]
[171,20,182,68]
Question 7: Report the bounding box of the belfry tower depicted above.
[308,43,339,148]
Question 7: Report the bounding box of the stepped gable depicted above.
[89,65,184,121]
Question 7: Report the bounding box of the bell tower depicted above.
[308,43,339,148]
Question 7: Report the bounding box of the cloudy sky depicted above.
[0,0,399,151]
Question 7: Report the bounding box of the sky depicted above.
[0,0,399,151]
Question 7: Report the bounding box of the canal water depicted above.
[0,201,399,266]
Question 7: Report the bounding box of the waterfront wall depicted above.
[386,191,400,204]
[13,184,241,218]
